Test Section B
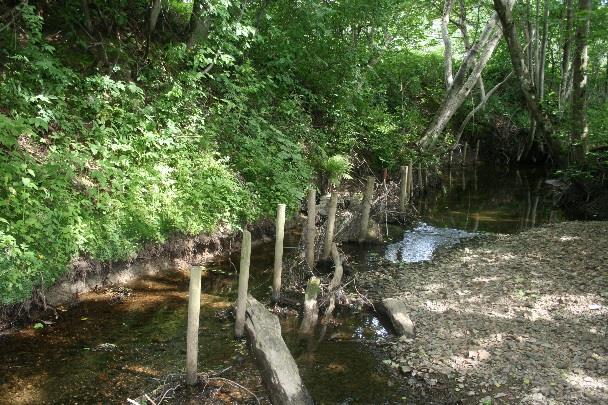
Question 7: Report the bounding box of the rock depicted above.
[245,296,313,405]
[376,298,415,337]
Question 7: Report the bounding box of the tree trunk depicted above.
[559,0,574,112]
[493,0,562,161]
[538,0,549,102]
[305,188,316,269]
[187,0,211,49]
[571,0,591,162]
[441,0,455,89]
[149,0,162,33]
[419,8,506,148]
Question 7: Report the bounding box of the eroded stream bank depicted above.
[0,165,582,404]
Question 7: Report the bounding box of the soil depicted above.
[358,221,608,405]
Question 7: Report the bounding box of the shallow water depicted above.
[385,223,476,263]
[0,165,564,404]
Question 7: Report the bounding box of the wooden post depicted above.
[399,165,409,211]
[407,162,413,199]
[321,191,338,260]
[462,143,468,165]
[235,229,251,338]
[305,188,316,270]
[300,277,320,334]
[417,164,423,195]
[186,266,202,385]
[358,176,375,242]
[475,139,480,162]
[272,204,286,302]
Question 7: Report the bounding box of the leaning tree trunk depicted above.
[493,0,562,162]
[418,8,508,148]
[571,0,591,163]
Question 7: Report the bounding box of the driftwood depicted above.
[376,298,415,337]
[245,296,313,405]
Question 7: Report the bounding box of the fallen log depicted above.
[376,298,415,337]
[245,295,313,405]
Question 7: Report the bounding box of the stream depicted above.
[0,166,565,404]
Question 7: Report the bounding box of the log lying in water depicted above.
[245,295,313,405]
[376,298,416,337]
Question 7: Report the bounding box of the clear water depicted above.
[0,165,564,404]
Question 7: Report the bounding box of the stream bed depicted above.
[0,165,565,404]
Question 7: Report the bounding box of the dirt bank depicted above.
[359,221,607,404]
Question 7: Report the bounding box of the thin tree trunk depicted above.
[538,0,549,102]
[493,0,562,161]
[305,188,316,269]
[442,0,455,89]
[571,0,591,162]
[559,0,574,112]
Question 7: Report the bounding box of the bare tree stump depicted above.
[358,176,375,242]
[186,266,202,385]
[300,277,320,334]
[272,204,286,302]
[235,229,251,338]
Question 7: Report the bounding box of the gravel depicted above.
[358,221,608,404]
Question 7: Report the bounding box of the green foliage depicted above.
[324,155,352,186]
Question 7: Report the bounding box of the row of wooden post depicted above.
[184,156,459,384]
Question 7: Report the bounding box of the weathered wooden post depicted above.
[186,266,202,385]
[417,164,423,195]
[462,143,469,165]
[305,188,316,270]
[272,204,286,302]
[407,162,413,199]
[235,229,251,338]
[475,139,480,162]
[399,165,409,211]
[321,191,338,260]
[300,277,320,334]
[358,176,375,242]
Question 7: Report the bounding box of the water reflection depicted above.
[421,165,564,234]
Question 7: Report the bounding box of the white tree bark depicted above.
[419,5,512,148]
[441,0,455,89]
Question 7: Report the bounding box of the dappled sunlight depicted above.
[563,371,608,391]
